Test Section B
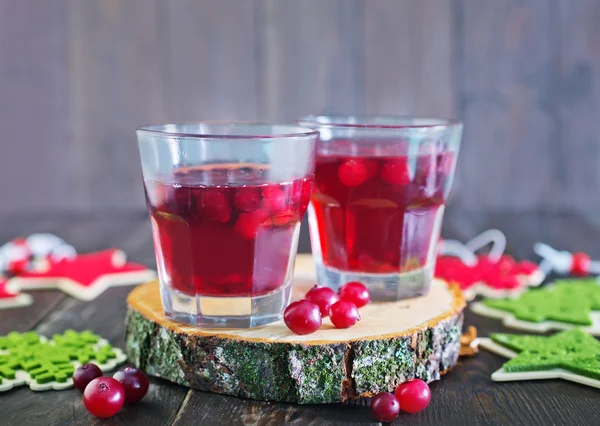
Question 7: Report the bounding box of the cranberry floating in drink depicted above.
[298,116,462,300]
[137,123,317,327]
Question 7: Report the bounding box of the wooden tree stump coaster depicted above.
[125,274,465,404]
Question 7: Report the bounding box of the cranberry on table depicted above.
[338,159,368,187]
[284,300,322,335]
[83,377,125,418]
[395,379,431,413]
[570,252,591,276]
[329,300,360,329]
[113,367,150,404]
[370,392,401,422]
[338,281,370,308]
[305,286,339,317]
[72,363,103,393]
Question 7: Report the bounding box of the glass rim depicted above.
[297,115,462,130]
[136,121,320,140]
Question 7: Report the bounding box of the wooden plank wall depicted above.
[0,0,599,215]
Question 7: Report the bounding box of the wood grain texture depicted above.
[258,0,365,121]
[364,0,456,118]
[556,0,600,210]
[456,0,557,211]
[2,1,600,214]
[167,0,259,121]
[67,0,169,213]
[0,0,70,215]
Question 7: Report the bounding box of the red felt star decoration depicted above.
[435,254,544,300]
[9,249,156,301]
[0,277,32,309]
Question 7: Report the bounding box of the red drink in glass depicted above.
[137,123,317,327]
[145,165,312,298]
[299,117,462,300]
[312,151,452,274]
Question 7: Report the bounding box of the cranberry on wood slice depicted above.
[329,300,360,329]
[338,281,370,308]
[305,286,339,317]
[283,300,322,335]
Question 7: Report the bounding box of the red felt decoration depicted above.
[0,277,32,309]
[436,230,545,300]
[9,249,155,301]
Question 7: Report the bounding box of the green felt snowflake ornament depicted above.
[482,279,600,325]
[479,329,600,388]
[0,330,126,391]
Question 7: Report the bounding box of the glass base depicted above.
[315,261,433,301]
[160,281,292,328]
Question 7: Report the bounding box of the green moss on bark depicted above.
[125,307,463,404]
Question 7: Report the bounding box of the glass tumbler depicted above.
[298,116,462,301]
[137,123,318,327]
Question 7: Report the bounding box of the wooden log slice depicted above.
[125,277,465,404]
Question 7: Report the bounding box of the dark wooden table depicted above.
[1,210,600,426]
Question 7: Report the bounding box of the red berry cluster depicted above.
[283,281,370,335]
[337,157,414,188]
[161,178,311,240]
[435,254,538,291]
[72,364,149,418]
[370,379,431,422]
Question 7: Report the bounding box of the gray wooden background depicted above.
[1,0,599,215]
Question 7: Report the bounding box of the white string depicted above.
[587,261,600,275]
[465,229,506,262]
[533,242,572,275]
[438,239,478,266]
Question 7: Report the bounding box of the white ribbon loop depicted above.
[465,229,507,262]
[438,239,478,266]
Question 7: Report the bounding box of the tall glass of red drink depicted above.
[298,116,462,300]
[137,123,317,327]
